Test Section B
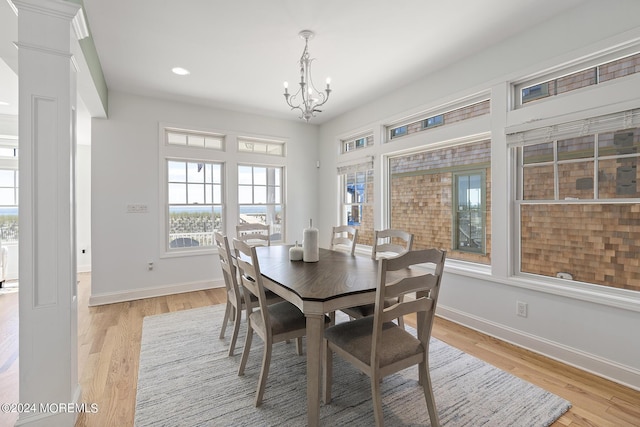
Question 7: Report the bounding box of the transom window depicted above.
[166,128,224,150]
[386,100,490,142]
[342,133,373,153]
[516,51,640,107]
[238,137,285,156]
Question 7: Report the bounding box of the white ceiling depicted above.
[80,0,585,123]
[1,0,587,124]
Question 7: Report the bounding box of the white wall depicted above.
[90,91,318,304]
[317,0,640,389]
[88,0,640,389]
[77,144,91,272]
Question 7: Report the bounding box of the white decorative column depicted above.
[15,0,81,426]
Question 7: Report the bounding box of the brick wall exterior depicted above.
[599,52,640,82]
[557,68,597,94]
[389,140,491,264]
[521,204,640,292]
[390,100,490,139]
[358,204,374,246]
[523,130,640,200]
[445,100,491,124]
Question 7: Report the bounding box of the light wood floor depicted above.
[0,273,638,426]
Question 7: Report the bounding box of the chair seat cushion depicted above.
[250,301,307,335]
[341,298,396,318]
[264,290,282,303]
[324,316,423,368]
[230,289,281,306]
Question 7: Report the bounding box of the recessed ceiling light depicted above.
[0,101,9,106]
[172,67,190,76]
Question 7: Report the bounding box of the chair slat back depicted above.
[330,225,358,255]
[372,248,446,365]
[372,229,414,259]
[214,232,240,301]
[232,238,271,329]
[237,223,271,246]
[382,297,434,324]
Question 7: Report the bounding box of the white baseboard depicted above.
[14,384,82,427]
[77,264,91,273]
[437,304,640,392]
[88,279,225,306]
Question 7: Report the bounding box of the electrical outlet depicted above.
[516,301,528,318]
[127,204,148,213]
[148,261,154,271]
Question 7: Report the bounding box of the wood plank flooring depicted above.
[0,273,638,426]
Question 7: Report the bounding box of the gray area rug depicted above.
[135,305,571,426]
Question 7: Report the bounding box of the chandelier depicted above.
[283,30,331,122]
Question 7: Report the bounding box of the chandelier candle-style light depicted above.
[283,30,331,122]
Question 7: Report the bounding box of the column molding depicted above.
[15,0,81,426]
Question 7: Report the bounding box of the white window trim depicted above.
[158,123,228,258]
[158,126,288,258]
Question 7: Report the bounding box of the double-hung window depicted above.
[509,108,640,292]
[162,127,225,252]
[167,160,223,248]
[338,160,374,246]
[238,165,284,242]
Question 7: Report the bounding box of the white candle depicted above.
[303,219,319,262]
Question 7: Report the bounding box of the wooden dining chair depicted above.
[234,238,327,406]
[323,248,446,427]
[236,223,271,246]
[370,229,414,260]
[330,225,358,255]
[214,232,282,357]
[343,229,415,328]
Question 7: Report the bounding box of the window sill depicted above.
[502,274,640,313]
[444,261,640,313]
[160,248,217,259]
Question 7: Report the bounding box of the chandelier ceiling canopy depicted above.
[283,30,331,122]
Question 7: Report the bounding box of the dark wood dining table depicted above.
[255,245,382,427]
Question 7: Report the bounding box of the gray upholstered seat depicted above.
[324,317,422,368]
